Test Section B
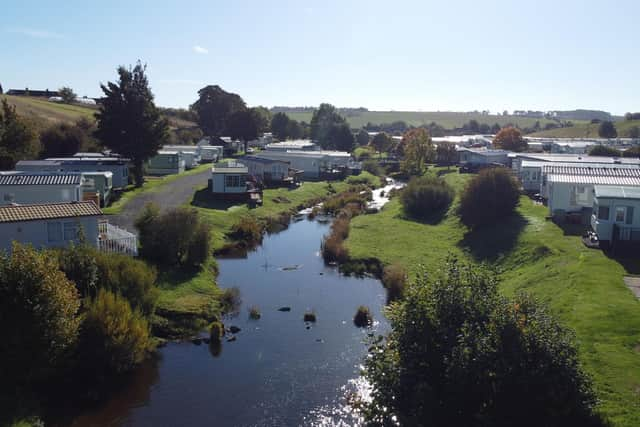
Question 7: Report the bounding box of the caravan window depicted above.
[615,207,626,223]
[63,222,78,241]
[597,206,610,220]
[47,222,63,242]
[225,175,242,187]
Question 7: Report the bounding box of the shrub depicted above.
[458,168,520,228]
[210,321,225,342]
[303,311,317,322]
[346,171,381,188]
[400,175,454,220]
[56,242,99,299]
[364,257,600,426]
[362,159,385,176]
[135,204,212,269]
[322,187,370,214]
[229,216,263,244]
[382,263,407,302]
[79,289,151,375]
[0,243,81,389]
[588,145,621,157]
[249,306,261,320]
[220,287,241,314]
[353,305,373,327]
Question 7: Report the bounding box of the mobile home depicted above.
[252,150,352,179]
[591,185,640,243]
[81,171,113,206]
[146,151,185,175]
[211,161,249,198]
[241,156,301,185]
[0,172,84,206]
[16,157,130,188]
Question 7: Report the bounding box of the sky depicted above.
[2,0,639,114]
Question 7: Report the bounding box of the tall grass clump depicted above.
[354,305,373,327]
[229,216,263,244]
[382,263,408,302]
[400,175,454,220]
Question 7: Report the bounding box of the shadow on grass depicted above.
[436,168,456,177]
[190,188,242,210]
[458,213,528,262]
[603,245,640,275]
[556,222,589,237]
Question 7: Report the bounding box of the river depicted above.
[69,214,390,426]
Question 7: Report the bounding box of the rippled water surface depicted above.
[70,217,389,426]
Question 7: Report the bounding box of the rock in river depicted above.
[277,307,291,312]
[228,326,241,334]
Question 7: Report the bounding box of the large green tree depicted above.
[364,257,600,427]
[58,86,77,104]
[95,61,169,186]
[370,131,392,155]
[356,129,370,146]
[271,112,290,140]
[493,127,528,152]
[598,120,617,138]
[400,128,434,176]
[228,109,261,153]
[191,85,246,137]
[310,103,348,149]
[0,99,40,169]
[328,122,355,152]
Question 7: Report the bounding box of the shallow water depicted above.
[69,217,389,426]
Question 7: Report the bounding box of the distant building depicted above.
[252,150,352,179]
[6,88,60,97]
[0,172,84,206]
[456,148,511,169]
[146,151,185,175]
[265,139,318,151]
[241,156,302,186]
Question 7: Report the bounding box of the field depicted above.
[282,110,565,130]
[345,169,640,426]
[529,119,640,138]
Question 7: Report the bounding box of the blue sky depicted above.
[2,0,638,114]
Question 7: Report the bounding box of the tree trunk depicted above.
[133,159,145,187]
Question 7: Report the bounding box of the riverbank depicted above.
[343,168,640,426]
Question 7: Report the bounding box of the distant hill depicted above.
[274,108,568,130]
[550,109,613,122]
[528,119,640,138]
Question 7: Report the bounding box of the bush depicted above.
[364,257,600,427]
[459,168,520,228]
[382,263,407,302]
[353,305,373,327]
[79,289,151,375]
[56,242,99,299]
[588,145,621,157]
[362,159,384,176]
[400,175,454,220]
[229,216,263,244]
[94,252,158,315]
[249,306,261,320]
[135,204,212,269]
[322,187,370,214]
[346,171,381,188]
[0,243,81,390]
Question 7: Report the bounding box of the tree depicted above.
[0,99,40,169]
[40,122,86,157]
[436,141,458,168]
[95,61,169,186]
[310,103,348,149]
[467,119,480,133]
[356,129,370,146]
[58,86,77,104]
[227,109,260,153]
[0,243,81,391]
[370,132,392,155]
[191,85,246,137]
[0,83,3,94]
[588,145,621,157]
[628,126,640,139]
[400,128,434,176]
[459,168,520,228]
[364,257,599,427]
[328,123,355,152]
[598,120,617,138]
[271,112,290,140]
[493,126,528,152]
[251,106,271,134]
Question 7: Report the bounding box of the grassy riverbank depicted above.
[345,169,640,426]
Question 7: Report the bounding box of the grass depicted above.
[102,163,212,214]
[528,119,640,138]
[345,168,640,426]
[283,110,569,130]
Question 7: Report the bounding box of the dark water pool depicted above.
[70,217,389,426]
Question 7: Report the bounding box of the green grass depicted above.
[102,163,212,214]
[346,169,640,426]
[283,110,568,130]
[2,95,95,127]
[528,119,640,138]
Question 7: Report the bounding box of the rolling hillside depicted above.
[528,120,640,138]
[280,110,568,130]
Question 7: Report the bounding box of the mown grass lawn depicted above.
[346,169,640,426]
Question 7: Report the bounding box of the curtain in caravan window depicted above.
[627,206,634,225]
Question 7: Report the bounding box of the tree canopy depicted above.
[598,121,617,138]
[364,257,600,427]
[191,85,246,137]
[0,99,40,169]
[310,103,350,149]
[459,167,520,228]
[370,131,392,154]
[58,86,77,104]
[400,128,434,176]
[228,109,261,152]
[436,141,458,167]
[493,127,527,152]
[95,61,169,186]
[356,129,370,146]
[328,122,355,152]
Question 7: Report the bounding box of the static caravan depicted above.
[457,148,511,169]
[252,150,352,179]
[200,146,223,163]
[550,140,595,154]
[265,140,318,151]
[162,145,201,168]
[211,161,249,198]
[241,156,300,185]
[17,157,131,188]
[591,186,640,243]
[0,172,84,206]
[146,151,185,175]
[0,201,102,253]
[81,171,113,206]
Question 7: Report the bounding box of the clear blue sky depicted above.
[2,0,638,114]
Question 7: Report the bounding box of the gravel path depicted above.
[108,168,211,234]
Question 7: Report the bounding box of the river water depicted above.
[69,216,389,426]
